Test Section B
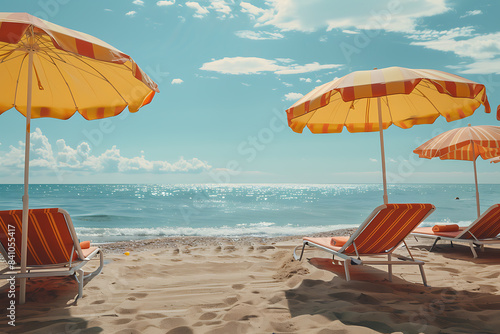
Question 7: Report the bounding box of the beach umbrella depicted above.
[286,67,490,204]
[414,125,500,218]
[490,157,500,163]
[0,12,159,304]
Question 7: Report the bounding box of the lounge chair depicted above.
[293,203,435,286]
[0,208,103,300]
[412,204,500,258]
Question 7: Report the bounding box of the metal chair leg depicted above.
[469,243,478,258]
[429,237,441,252]
[293,243,306,261]
[344,260,351,281]
[388,254,392,282]
[419,264,428,286]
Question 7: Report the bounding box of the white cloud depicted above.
[284,92,303,101]
[200,57,341,75]
[186,1,209,18]
[460,10,482,18]
[104,9,113,12]
[241,0,449,33]
[0,129,211,175]
[240,1,272,20]
[412,31,500,60]
[369,158,377,162]
[133,0,144,6]
[157,0,175,6]
[235,30,284,40]
[455,59,500,75]
[342,29,360,35]
[210,0,232,16]
[126,11,137,17]
[282,82,293,87]
[171,78,184,84]
[276,62,341,75]
[319,36,327,42]
[316,79,321,83]
[299,78,312,83]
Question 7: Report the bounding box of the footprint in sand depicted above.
[199,312,218,320]
[231,284,245,290]
[165,326,194,334]
[224,296,239,305]
[91,299,106,305]
[113,318,132,325]
[159,317,188,330]
[129,292,148,298]
[257,245,275,252]
[115,306,138,315]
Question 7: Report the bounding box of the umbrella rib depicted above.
[12,53,30,110]
[36,48,130,105]
[39,51,79,111]
[62,53,130,105]
[412,86,442,115]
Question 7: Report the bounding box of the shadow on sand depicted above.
[285,257,500,334]
[0,275,103,334]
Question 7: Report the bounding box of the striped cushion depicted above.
[0,208,76,265]
[344,203,434,254]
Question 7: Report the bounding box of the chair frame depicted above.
[0,208,103,300]
[293,204,435,286]
[412,204,500,258]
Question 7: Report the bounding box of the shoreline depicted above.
[98,228,358,253]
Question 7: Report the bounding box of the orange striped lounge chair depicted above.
[0,208,103,300]
[412,204,500,258]
[293,203,435,286]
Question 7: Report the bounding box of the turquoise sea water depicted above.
[0,184,498,242]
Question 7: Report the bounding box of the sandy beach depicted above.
[2,231,500,334]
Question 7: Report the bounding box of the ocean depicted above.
[0,184,497,243]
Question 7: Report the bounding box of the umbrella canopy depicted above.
[414,125,500,217]
[491,157,500,163]
[0,12,159,304]
[0,12,158,118]
[286,67,491,203]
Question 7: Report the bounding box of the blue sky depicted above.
[1,0,499,184]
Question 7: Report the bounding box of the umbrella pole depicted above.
[471,143,480,218]
[19,49,34,305]
[377,97,388,204]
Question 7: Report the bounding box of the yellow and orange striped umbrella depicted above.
[0,12,159,119]
[0,12,159,304]
[285,67,491,204]
[414,125,500,217]
[286,67,490,134]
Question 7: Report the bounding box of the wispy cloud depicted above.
[171,78,184,84]
[200,57,341,75]
[126,11,137,17]
[235,30,284,40]
[460,9,482,18]
[133,0,144,6]
[284,92,303,101]
[186,1,210,18]
[157,0,175,6]
[241,0,449,33]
